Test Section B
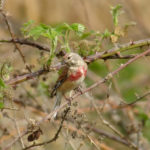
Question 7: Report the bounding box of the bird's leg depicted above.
[63,91,73,106]
[74,86,83,94]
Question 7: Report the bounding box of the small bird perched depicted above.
[51,52,87,117]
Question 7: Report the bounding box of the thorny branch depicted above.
[6,63,63,85]
[5,38,150,86]
[0,38,150,60]
[85,38,150,62]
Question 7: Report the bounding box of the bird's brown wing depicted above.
[50,66,69,97]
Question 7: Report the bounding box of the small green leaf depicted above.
[56,23,72,33]
[124,21,136,32]
[101,29,111,39]
[111,4,122,26]
[71,23,85,36]
[23,20,34,28]
[0,102,4,109]
[28,25,49,40]
[21,20,34,35]
[0,78,5,88]
[80,30,95,39]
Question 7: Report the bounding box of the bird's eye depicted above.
[67,56,71,59]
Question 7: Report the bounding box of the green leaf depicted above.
[56,23,72,33]
[23,20,34,28]
[28,25,50,40]
[21,20,34,35]
[111,4,122,26]
[80,30,95,39]
[138,112,148,122]
[0,102,4,109]
[136,107,149,124]
[101,29,111,39]
[71,23,85,36]
[0,78,5,88]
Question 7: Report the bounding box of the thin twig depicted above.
[1,107,19,111]
[117,91,150,109]
[1,38,150,61]
[23,107,70,150]
[6,68,48,86]
[85,39,150,62]
[86,126,137,149]
[2,129,29,150]
[0,38,50,52]
[0,10,31,72]
[5,116,25,149]
[6,63,62,86]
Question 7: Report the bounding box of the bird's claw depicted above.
[66,97,72,106]
[75,86,83,94]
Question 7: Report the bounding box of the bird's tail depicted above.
[53,91,62,118]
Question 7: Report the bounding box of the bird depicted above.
[51,52,87,117]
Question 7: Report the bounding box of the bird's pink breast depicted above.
[68,66,87,81]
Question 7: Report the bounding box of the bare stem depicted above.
[0,11,31,72]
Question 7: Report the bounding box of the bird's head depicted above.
[63,52,86,67]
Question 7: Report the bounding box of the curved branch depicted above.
[0,38,50,52]
[85,38,150,62]
[86,126,136,149]
[1,38,150,61]
[6,63,62,86]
